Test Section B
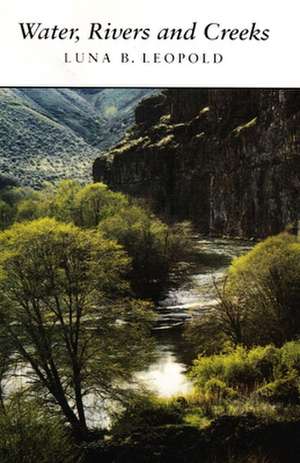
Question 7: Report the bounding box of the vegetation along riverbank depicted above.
[0,88,299,462]
[0,180,299,462]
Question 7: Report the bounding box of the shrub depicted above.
[279,341,300,374]
[247,345,280,382]
[0,396,78,463]
[190,346,265,394]
[204,378,237,404]
[111,395,185,435]
[256,373,300,405]
[189,342,300,405]
[184,313,229,356]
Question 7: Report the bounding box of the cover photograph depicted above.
[0,1,299,462]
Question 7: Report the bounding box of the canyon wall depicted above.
[93,89,300,238]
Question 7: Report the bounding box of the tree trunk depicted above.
[55,389,87,440]
[48,362,88,440]
[73,369,88,433]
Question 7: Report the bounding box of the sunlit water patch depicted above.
[136,350,192,397]
[143,238,252,398]
[5,238,252,427]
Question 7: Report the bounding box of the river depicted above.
[137,238,252,397]
[5,237,252,428]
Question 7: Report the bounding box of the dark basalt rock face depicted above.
[93,89,300,238]
[135,93,168,127]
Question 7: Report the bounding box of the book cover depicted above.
[0,1,299,461]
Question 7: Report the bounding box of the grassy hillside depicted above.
[0,88,153,187]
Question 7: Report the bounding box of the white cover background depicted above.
[0,0,298,87]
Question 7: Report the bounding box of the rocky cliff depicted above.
[93,89,300,238]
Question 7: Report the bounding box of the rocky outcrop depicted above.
[93,89,300,238]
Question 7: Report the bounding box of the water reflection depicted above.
[5,238,252,426]
[156,238,252,331]
[141,238,252,398]
[137,349,192,397]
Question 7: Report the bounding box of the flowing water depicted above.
[5,237,252,427]
[137,238,252,397]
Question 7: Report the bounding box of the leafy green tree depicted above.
[15,181,194,300]
[42,180,82,223]
[0,200,14,229]
[17,181,127,227]
[15,190,42,222]
[0,218,153,438]
[0,186,25,229]
[16,181,81,223]
[226,233,300,345]
[99,206,193,299]
[74,183,128,228]
[186,233,300,353]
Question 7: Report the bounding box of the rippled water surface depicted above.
[140,238,252,397]
[6,238,252,426]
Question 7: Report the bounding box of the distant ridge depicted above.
[0,88,154,187]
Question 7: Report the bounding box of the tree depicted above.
[99,206,193,299]
[16,181,81,223]
[0,218,153,438]
[0,200,13,230]
[186,233,300,353]
[16,181,129,228]
[226,233,300,345]
[0,186,24,229]
[41,180,82,224]
[15,181,194,300]
[74,183,128,228]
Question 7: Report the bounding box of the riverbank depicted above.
[137,237,252,398]
[82,414,300,462]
